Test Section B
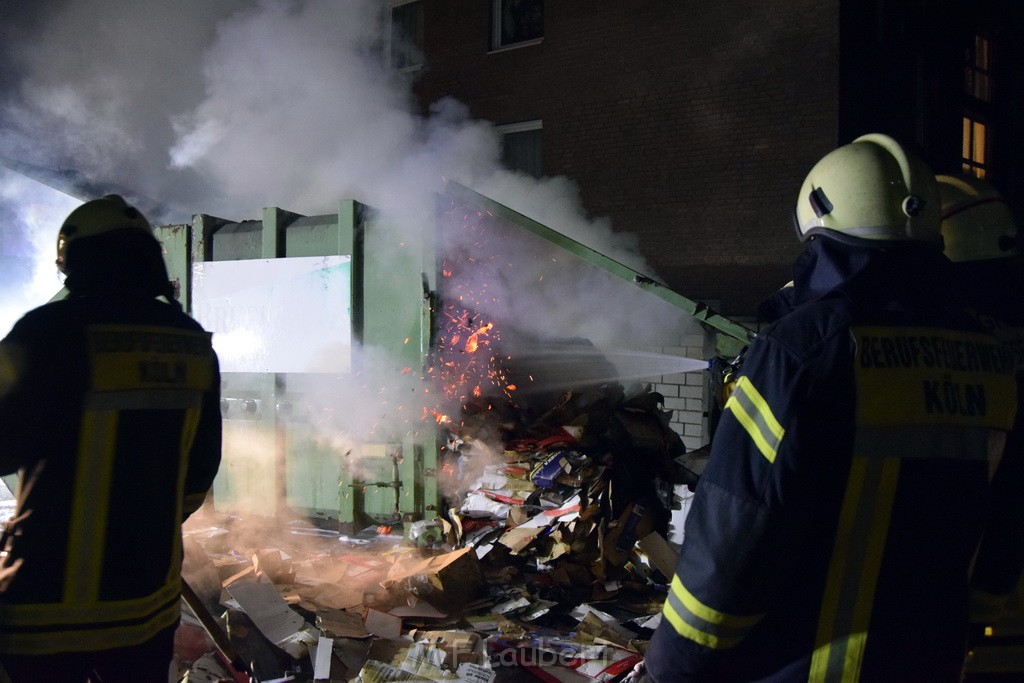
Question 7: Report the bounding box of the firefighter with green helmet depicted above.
[936,174,1024,651]
[0,195,222,682]
[639,136,1016,682]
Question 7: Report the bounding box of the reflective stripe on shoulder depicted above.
[661,575,765,649]
[725,376,785,463]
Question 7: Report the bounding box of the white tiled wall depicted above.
[651,311,758,546]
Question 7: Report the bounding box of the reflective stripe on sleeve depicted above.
[661,575,766,649]
[725,376,785,463]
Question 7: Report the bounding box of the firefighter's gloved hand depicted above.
[622,659,649,683]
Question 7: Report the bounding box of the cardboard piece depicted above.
[381,547,482,610]
[316,608,371,639]
[498,526,543,554]
[364,608,403,640]
[637,531,679,581]
[389,600,447,619]
[253,549,296,585]
[225,580,314,658]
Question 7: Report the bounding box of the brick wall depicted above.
[414,0,840,315]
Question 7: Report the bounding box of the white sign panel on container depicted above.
[192,256,351,374]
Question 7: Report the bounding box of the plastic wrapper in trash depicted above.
[409,520,445,547]
[459,491,517,519]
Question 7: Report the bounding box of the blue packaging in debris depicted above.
[531,452,569,489]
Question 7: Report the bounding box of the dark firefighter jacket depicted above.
[953,258,1024,612]
[645,237,1018,683]
[0,293,221,655]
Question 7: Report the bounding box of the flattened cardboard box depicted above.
[380,547,483,610]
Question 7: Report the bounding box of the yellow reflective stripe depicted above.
[168,407,201,583]
[0,600,180,655]
[810,458,866,683]
[725,376,785,462]
[661,575,765,649]
[810,457,900,683]
[64,408,118,603]
[0,580,180,626]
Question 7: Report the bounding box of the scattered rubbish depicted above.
[175,382,694,682]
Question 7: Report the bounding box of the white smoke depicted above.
[0,0,697,487]
[0,169,78,334]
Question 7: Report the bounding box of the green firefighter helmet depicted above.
[937,174,1018,262]
[56,194,151,273]
[794,133,942,245]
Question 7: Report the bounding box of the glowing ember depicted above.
[464,322,492,354]
[422,197,527,428]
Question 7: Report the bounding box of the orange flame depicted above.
[464,322,493,354]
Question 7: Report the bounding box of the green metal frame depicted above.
[154,202,439,527]
[444,181,756,357]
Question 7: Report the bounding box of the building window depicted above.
[961,34,993,180]
[491,0,543,51]
[497,121,542,178]
[388,0,423,71]
[962,115,988,178]
[964,35,992,102]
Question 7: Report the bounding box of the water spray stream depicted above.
[507,347,707,395]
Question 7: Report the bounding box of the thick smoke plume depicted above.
[0,0,700,519]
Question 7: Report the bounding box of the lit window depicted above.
[497,121,542,178]
[961,116,988,179]
[965,35,992,102]
[491,0,543,51]
[388,0,423,71]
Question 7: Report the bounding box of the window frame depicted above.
[960,34,995,179]
[386,0,424,72]
[489,0,544,53]
[496,120,543,178]
[964,34,993,103]
[961,114,990,179]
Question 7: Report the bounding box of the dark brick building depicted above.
[397,0,1024,315]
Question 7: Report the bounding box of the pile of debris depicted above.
[176,382,703,683]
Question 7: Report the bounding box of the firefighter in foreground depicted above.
[934,174,1024,638]
[0,196,222,682]
[641,135,1017,682]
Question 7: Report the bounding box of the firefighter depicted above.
[639,135,1017,682]
[0,195,222,682]
[935,174,1024,634]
